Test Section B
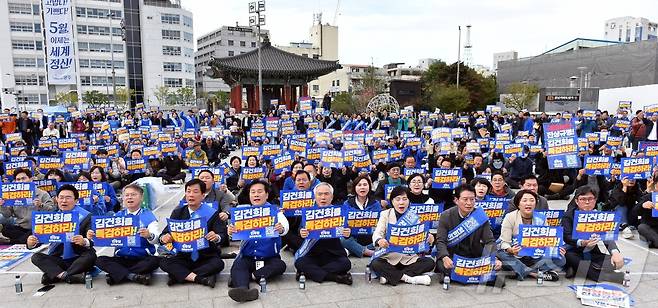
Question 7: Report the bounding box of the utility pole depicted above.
[108,13,117,106]
[456,26,461,88]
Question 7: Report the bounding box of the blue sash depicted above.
[327,119,337,129]
[447,207,489,248]
[115,209,158,257]
[371,209,421,260]
[49,206,90,259]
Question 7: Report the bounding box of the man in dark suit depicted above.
[28,184,97,284]
[434,184,503,283]
[562,186,626,283]
[159,179,227,288]
[294,183,353,285]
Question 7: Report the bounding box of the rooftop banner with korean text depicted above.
[543,122,580,169]
[42,0,76,85]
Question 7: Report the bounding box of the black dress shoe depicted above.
[65,273,86,284]
[105,275,116,286]
[195,275,216,288]
[565,267,576,279]
[41,274,58,285]
[133,274,151,286]
[228,287,259,303]
[167,276,177,286]
[335,273,353,286]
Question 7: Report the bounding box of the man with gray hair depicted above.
[293,182,353,285]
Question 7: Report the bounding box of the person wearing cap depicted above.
[186,142,208,166]
[373,163,403,208]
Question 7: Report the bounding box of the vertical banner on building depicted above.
[42,0,77,84]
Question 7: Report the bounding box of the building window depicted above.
[185,79,195,87]
[312,85,320,92]
[162,45,182,56]
[161,13,180,25]
[251,42,256,48]
[163,62,182,72]
[184,63,194,73]
[228,51,234,56]
[183,32,193,42]
[17,94,41,105]
[8,3,33,14]
[13,58,37,67]
[162,30,181,40]
[240,41,246,47]
[302,54,308,57]
[313,54,320,59]
[164,78,183,88]
[182,15,193,27]
[14,75,42,86]
[336,80,340,86]
[183,47,193,57]
[228,40,234,46]
[12,40,42,50]
[10,22,37,32]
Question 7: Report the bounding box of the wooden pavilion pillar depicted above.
[230,84,242,113]
[245,84,254,113]
[283,84,292,110]
[253,85,261,114]
[302,84,309,97]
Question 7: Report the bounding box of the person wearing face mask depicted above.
[341,175,381,257]
[302,163,321,188]
[497,190,565,282]
[227,180,288,302]
[435,184,504,287]
[294,183,353,285]
[371,186,435,286]
[504,147,533,189]
[562,186,626,283]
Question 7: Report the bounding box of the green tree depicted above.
[83,90,108,106]
[177,87,195,105]
[331,92,356,114]
[421,61,497,111]
[427,84,470,113]
[503,82,539,112]
[153,86,170,105]
[54,91,78,106]
[115,87,135,106]
[214,91,230,110]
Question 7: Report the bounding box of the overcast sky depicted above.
[185,0,657,68]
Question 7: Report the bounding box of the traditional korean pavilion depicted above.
[207,37,341,113]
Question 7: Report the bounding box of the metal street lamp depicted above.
[107,13,117,106]
[249,1,266,112]
[457,26,461,89]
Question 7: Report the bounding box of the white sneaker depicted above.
[407,275,431,286]
[622,227,634,239]
[379,277,387,285]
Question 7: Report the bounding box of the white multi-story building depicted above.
[604,16,658,43]
[195,25,269,94]
[0,0,193,110]
[493,51,518,72]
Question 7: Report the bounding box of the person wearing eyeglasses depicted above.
[562,186,626,283]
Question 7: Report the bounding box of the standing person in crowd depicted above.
[17,111,35,151]
[28,185,97,284]
[159,179,226,288]
[227,180,288,303]
[90,184,160,285]
[371,186,435,286]
[638,174,658,248]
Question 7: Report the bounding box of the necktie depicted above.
[190,211,199,261]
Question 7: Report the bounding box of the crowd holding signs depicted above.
[1,98,657,305]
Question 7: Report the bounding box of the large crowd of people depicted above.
[0,102,653,303]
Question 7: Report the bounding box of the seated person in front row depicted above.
[371,186,435,286]
[159,179,227,288]
[497,189,565,281]
[227,180,288,303]
[87,184,160,285]
[562,186,626,283]
[294,183,353,285]
[0,168,54,244]
[28,184,97,284]
[435,184,504,286]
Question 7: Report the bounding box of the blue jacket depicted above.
[114,208,157,258]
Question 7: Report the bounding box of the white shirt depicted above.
[127,208,160,245]
[650,120,658,140]
[355,197,368,211]
[42,127,60,138]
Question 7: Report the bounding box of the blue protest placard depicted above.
[477,197,509,228]
[0,182,36,206]
[306,146,322,163]
[273,152,293,175]
[346,208,380,235]
[371,149,389,164]
[167,218,208,253]
[261,144,283,160]
[125,158,147,174]
[63,151,91,172]
[241,146,261,160]
[386,222,429,254]
[451,254,497,284]
[3,160,33,179]
[32,211,79,243]
[409,203,443,224]
[320,150,344,169]
[230,205,279,240]
[190,167,225,185]
[652,193,658,218]
[280,190,314,216]
[92,215,138,247]
[301,206,346,239]
[516,225,563,258]
[240,166,265,183]
[432,168,462,189]
[573,211,620,241]
[584,156,612,176]
[388,149,403,161]
[535,210,564,226]
[404,168,426,177]
[620,157,652,180]
[543,122,580,169]
[37,156,65,174]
